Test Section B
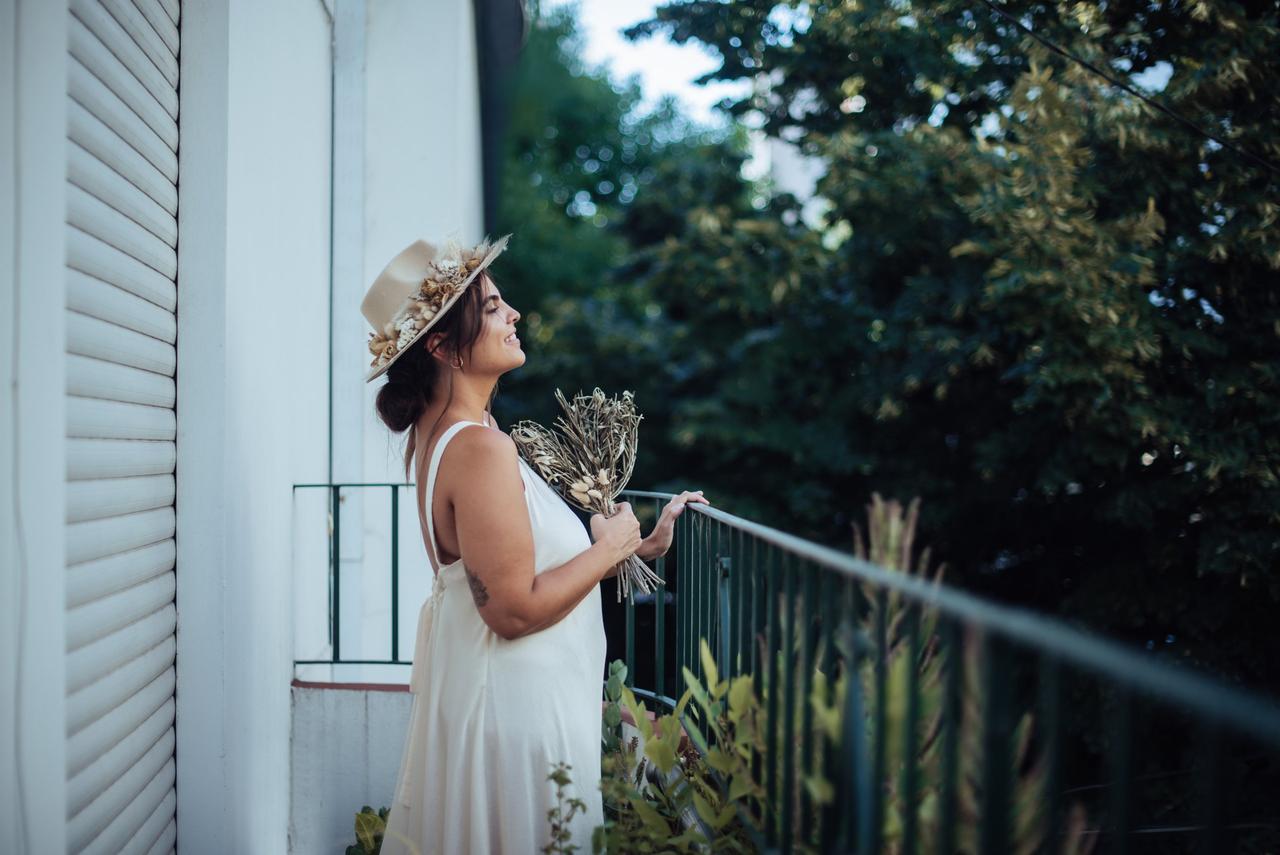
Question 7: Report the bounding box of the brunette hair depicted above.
[374,271,497,476]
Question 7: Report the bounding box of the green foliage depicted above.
[345,805,389,855]
[501,0,1280,745]
[544,762,590,854]
[612,0,1280,695]
[592,667,760,853]
[586,495,1099,853]
[601,660,627,752]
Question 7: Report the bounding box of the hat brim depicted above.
[365,235,510,383]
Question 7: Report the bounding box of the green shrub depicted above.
[345,805,388,855]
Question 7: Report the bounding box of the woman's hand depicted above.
[638,490,710,562]
[590,502,642,569]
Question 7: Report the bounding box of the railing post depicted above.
[781,552,797,853]
[1197,720,1226,855]
[331,484,341,663]
[978,633,1012,855]
[901,603,921,855]
[937,618,962,855]
[765,543,781,845]
[654,497,667,699]
[625,566,635,687]
[1108,687,1134,855]
[718,554,732,676]
[390,485,399,663]
[1039,654,1064,855]
[870,588,888,854]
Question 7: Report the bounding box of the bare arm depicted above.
[450,427,634,640]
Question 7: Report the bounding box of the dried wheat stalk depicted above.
[510,388,665,603]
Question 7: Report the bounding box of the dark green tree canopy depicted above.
[498,0,1280,690]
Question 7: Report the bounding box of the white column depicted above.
[175,0,232,845]
[0,1,69,852]
[331,0,367,663]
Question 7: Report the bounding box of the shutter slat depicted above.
[68,56,176,183]
[68,396,175,441]
[68,668,174,777]
[66,539,174,609]
[68,269,176,343]
[66,506,174,567]
[68,701,172,817]
[67,474,175,523]
[96,0,177,88]
[68,354,175,407]
[66,603,176,694]
[67,637,174,734]
[68,17,177,151]
[131,0,178,58]
[144,817,176,855]
[68,141,176,247]
[81,757,174,855]
[69,101,176,216]
[67,311,175,375]
[156,0,179,27]
[68,730,174,852]
[67,572,175,652]
[68,438,175,481]
[66,539,174,606]
[128,788,177,855]
[68,227,176,312]
[68,184,176,279]
[71,0,178,119]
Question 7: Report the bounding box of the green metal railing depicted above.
[295,483,1280,852]
[618,490,1280,854]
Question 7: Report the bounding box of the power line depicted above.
[971,0,1280,179]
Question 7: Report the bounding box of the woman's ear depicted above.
[425,332,450,366]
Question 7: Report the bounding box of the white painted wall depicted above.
[360,0,485,489]
[289,686,412,853]
[1,1,69,851]
[317,0,487,670]
[177,0,332,850]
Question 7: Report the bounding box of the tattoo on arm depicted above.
[466,569,490,607]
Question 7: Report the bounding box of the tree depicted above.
[621,0,1280,689]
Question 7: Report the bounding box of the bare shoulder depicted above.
[455,422,514,460]
[449,422,518,469]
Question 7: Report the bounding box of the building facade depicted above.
[1,0,523,851]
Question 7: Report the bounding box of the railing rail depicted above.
[293,482,1280,853]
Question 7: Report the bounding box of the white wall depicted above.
[289,685,412,853]
[1,1,69,851]
[320,0,487,669]
[177,0,332,850]
[361,0,485,487]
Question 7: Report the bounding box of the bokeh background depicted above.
[490,0,1280,695]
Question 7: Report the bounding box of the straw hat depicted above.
[361,234,512,382]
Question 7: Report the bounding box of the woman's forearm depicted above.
[507,540,618,638]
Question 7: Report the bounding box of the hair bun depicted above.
[375,364,427,433]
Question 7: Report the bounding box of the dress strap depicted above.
[419,414,490,574]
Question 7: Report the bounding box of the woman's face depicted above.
[467,275,523,375]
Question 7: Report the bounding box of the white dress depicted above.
[381,419,608,855]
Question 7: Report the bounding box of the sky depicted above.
[540,0,752,127]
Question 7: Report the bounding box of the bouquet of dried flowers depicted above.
[510,388,664,603]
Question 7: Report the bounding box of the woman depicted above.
[361,235,709,854]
